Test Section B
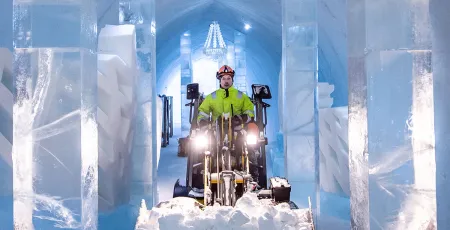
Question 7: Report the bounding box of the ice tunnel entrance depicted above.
[1,0,450,229]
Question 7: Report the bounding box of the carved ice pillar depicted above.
[12,0,98,228]
[119,0,157,207]
[234,31,247,93]
[281,0,319,209]
[348,0,436,229]
[180,32,192,137]
[430,0,450,229]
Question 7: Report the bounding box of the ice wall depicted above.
[281,0,319,210]
[318,106,350,223]
[274,82,334,180]
[11,0,99,229]
[180,32,193,137]
[430,0,450,228]
[119,0,158,208]
[97,25,137,212]
[0,48,13,229]
[319,109,348,198]
[233,31,248,93]
[0,49,13,191]
[318,0,347,107]
[347,0,446,229]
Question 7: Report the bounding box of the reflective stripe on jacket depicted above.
[197,86,254,122]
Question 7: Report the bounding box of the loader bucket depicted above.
[173,179,190,198]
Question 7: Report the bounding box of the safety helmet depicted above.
[216,65,235,80]
[246,122,259,135]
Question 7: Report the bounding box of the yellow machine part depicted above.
[210,173,244,184]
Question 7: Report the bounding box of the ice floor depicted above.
[97,131,185,230]
[156,134,187,203]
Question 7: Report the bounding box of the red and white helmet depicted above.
[216,65,235,80]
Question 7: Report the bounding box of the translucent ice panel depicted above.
[12,48,98,229]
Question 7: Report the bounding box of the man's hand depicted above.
[232,114,249,126]
[198,119,209,128]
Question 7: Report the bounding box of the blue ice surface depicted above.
[98,205,139,230]
[0,195,13,230]
[0,195,138,230]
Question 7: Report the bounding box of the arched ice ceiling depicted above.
[155,0,283,92]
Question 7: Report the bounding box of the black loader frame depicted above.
[159,94,173,147]
[177,83,204,157]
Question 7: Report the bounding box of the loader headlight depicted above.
[195,135,208,149]
[246,134,257,145]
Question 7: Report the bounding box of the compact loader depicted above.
[172,83,314,228]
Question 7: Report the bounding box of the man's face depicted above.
[220,74,233,89]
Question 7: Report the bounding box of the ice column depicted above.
[0,49,13,229]
[430,0,450,228]
[281,0,318,209]
[233,31,247,93]
[0,0,14,228]
[12,0,98,229]
[180,32,192,137]
[119,0,158,207]
[348,1,436,229]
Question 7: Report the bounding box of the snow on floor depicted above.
[135,192,313,230]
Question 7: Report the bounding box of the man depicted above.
[197,65,255,127]
[197,65,260,186]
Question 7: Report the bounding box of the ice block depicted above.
[430,0,450,228]
[348,0,437,229]
[119,0,158,208]
[0,48,13,229]
[180,32,192,137]
[281,0,319,209]
[233,31,247,93]
[96,24,137,212]
[12,0,98,229]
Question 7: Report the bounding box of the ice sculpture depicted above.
[119,0,158,207]
[12,0,98,228]
[319,107,349,197]
[0,48,13,229]
[233,31,247,93]
[97,24,137,212]
[348,1,438,229]
[281,0,318,208]
[180,32,192,137]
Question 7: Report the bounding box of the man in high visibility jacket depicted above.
[197,65,260,186]
[197,65,255,127]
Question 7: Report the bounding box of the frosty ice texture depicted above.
[233,31,247,93]
[119,0,158,207]
[0,48,13,229]
[430,0,450,228]
[348,0,436,229]
[12,0,98,229]
[281,0,318,208]
[180,32,192,137]
[97,25,137,212]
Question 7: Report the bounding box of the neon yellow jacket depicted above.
[197,86,255,122]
